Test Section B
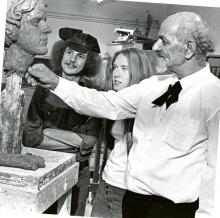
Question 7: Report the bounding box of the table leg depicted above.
[57,188,72,215]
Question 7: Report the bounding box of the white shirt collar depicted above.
[180,63,211,90]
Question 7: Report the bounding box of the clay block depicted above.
[0,153,45,171]
[0,147,76,189]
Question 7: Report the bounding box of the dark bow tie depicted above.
[152,81,182,109]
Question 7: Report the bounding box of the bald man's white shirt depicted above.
[52,65,220,216]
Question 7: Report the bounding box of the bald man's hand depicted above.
[25,63,59,90]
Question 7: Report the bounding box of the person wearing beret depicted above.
[22,27,102,216]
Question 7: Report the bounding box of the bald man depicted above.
[26,12,220,218]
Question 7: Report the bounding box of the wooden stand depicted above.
[0,73,24,154]
[0,147,79,214]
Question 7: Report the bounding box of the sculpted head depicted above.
[5,0,51,55]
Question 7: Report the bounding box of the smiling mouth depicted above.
[66,63,77,69]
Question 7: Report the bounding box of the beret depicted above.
[59,27,100,53]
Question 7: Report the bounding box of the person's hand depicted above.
[25,63,59,90]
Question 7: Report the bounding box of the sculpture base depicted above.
[0,147,76,189]
[0,147,78,213]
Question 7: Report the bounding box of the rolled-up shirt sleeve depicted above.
[52,77,145,120]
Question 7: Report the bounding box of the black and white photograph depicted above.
[0,0,220,218]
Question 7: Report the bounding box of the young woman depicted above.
[22,27,102,216]
[91,48,157,218]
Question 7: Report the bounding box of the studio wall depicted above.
[44,0,220,58]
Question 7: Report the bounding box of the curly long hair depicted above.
[50,40,101,83]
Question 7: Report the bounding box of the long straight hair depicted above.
[105,48,157,151]
[113,47,156,85]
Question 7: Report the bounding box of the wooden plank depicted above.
[0,73,24,154]
[36,162,79,213]
[0,147,76,189]
[0,162,79,213]
[57,189,72,215]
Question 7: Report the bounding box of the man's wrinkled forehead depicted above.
[66,46,88,55]
[158,20,179,38]
[161,15,180,31]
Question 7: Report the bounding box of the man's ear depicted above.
[185,40,196,60]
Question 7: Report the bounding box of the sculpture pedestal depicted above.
[0,147,79,214]
[0,73,24,154]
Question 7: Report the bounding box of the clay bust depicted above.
[0,0,50,169]
[4,0,51,76]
